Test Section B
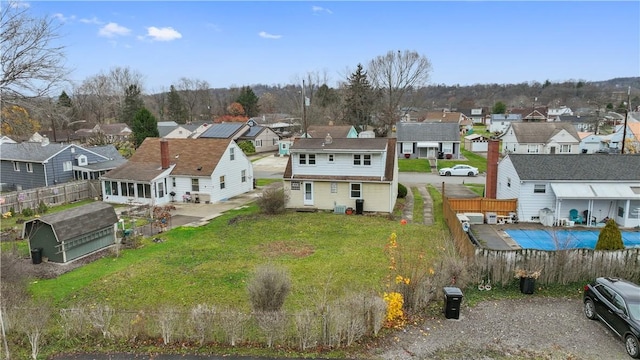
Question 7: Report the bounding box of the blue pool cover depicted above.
[505,229,640,250]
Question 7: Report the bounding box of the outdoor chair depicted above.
[569,209,583,224]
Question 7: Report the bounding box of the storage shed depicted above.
[464,133,489,152]
[23,202,118,263]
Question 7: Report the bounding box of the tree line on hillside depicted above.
[2,0,639,144]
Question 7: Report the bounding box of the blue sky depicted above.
[25,1,640,92]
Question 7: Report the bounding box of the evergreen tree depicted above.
[236,86,260,117]
[595,219,624,250]
[492,101,507,114]
[120,84,144,126]
[57,90,72,108]
[343,64,377,130]
[167,85,188,124]
[131,108,159,148]
[316,84,339,108]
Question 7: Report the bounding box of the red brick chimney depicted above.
[160,139,170,169]
[485,139,499,199]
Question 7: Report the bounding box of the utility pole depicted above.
[302,80,308,138]
[621,86,630,154]
[51,116,57,142]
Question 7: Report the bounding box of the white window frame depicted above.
[328,154,334,163]
[299,154,307,165]
[13,161,20,171]
[533,184,546,194]
[330,182,337,193]
[63,161,72,171]
[350,183,362,199]
[241,169,246,183]
[353,154,361,166]
[527,145,539,154]
[230,147,235,161]
[220,175,225,189]
[255,139,262,148]
[560,144,571,153]
[363,154,371,166]
[308,154,316,165]
[402,142,412,154]
[77,155,88,166]
[26,163,33,172]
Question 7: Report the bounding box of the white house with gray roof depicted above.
[283,137,398,213]
[497,153,640,228]
[0,141,125,191]
[395,122,461,159]
[500,122,581,154]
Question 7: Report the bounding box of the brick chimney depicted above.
[485,139,499,199]
[160,139,170,169]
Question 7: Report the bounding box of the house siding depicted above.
[251,128,280,153]
[284,180,394,212]
[0,161,47,190]
[211,142,254,201]
[291,152,385,178]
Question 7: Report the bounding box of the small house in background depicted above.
[23,202,118,264]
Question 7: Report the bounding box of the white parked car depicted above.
[439,164,479,177]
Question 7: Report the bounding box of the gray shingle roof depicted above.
[290,137,390,151]
[200,123,245,138]
[510,122,580,143]
[507,154,640,181]
[86,145,124,160]
[395,122,460,142]
[1,142,68,162]
[27,202,118,241]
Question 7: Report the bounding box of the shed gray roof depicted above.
[510,122,580,143]
[507,154,640,181]
[242,125,265,137]
[25,202,118,241]
[395,122,460,142]
[200,123,245,138]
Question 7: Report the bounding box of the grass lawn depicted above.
[1,199,97,232]
[398,158,430,172]
[30,204,450,312]
[437,148,487,173]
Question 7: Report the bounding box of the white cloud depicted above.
[53,13,75,23]
[259,31,282,40]
[10,1,30,9]
[145,26,182,41]
[98,22,131,38]
[312,6,332,14]
[80,16,102,25]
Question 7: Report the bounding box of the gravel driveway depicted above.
[375,297,627,360]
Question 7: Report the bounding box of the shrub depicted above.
[238,140,255,154]
[37,201,49,214]
[247,264,291,312]
[21,207,34,217]
[256,186,288,215]
[595,219,624,250]
[397,183,407,199]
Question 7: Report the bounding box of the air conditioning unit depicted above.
[486,212,498,225]
[465,212,484,225]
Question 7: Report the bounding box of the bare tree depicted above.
[176,77,210,122]
[1,0,68,100]
[367,50,432,135]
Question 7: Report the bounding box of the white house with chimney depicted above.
[101,138,253,205]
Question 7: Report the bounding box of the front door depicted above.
[303,182,313,205]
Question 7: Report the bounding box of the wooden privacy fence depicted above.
[474,247,640,285]
[448,197,517,216]
[443,196,476,259]
[0,180,101,214]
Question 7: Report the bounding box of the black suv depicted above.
[583,277,640,358]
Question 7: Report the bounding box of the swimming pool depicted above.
[504,229,640,250]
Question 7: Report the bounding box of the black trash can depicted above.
[520,277,535,294]
[31,248,43,265]
[443,286,463,319]
[355,199,364,215]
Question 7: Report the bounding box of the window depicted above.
[272,138,278,145]
[527,145,539,154]
[533,184,546,193]
[13,162,19,171]
[560,144,571,153]
[353,154,370,166]
[137,184,145,198]
[63,161,72,171]
[230,147,235,161]
[241,169,246,183]
[158,182,164,198]
[507,177,511,187]
[191,178,200,192]
[220,176,226,189]
[172,177,176,187]
[26,163,33,173]
[331,182,337,193]
[350,183,362,198]
[77,155,88,166]
[255,139,262,148]
[111,181,119,196]
[105,181,112,195]
[122,182,135,197]
[308,154,316,165]
[328,154,334,162]
[299,154,307,165]
[143,184,151,198]
[291,181,300,190]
